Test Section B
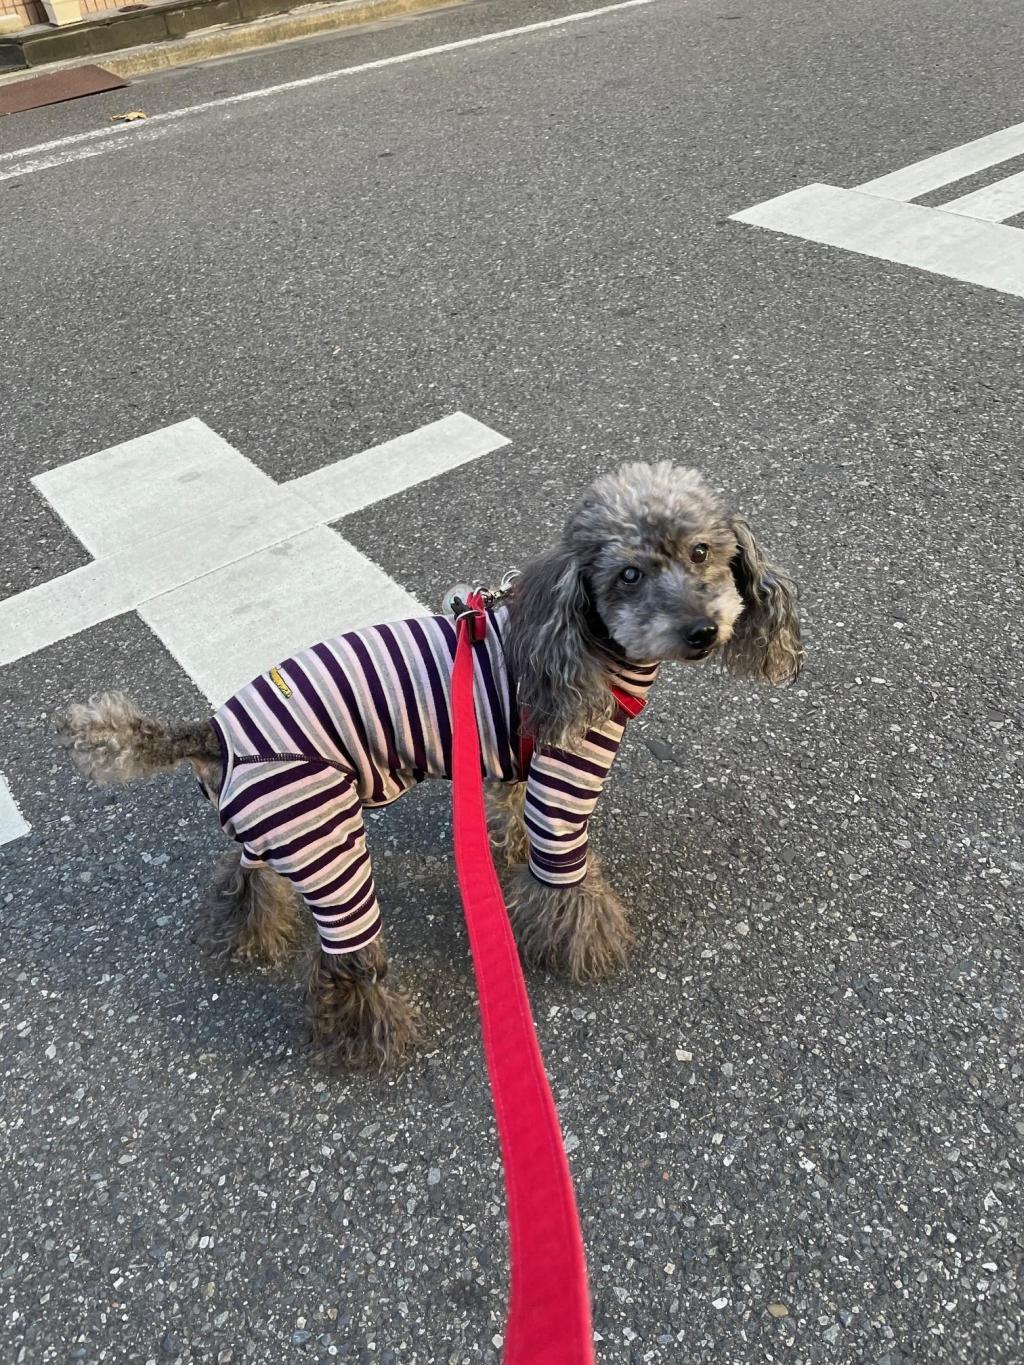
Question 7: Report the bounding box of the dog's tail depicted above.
[58,692,220,785]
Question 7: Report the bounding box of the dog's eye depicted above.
[690,543,710,565]
[619,567,643,585]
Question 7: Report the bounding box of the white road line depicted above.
[0,772,30,848]
[941,167,1024,222]
[0,413,509,700]
[287,412,508,521]
[0,0,660,183]
[857,119,1024,201]
[0,128,176,183]
[731,183,1024,300]
[140,527,426,704]
[33,416,274,558]
[0,484,322,669]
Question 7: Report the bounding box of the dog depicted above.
[59,461,803,1070]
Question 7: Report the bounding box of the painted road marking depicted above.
[34,417,274,558]
[0,412,509,703]
[732,183,1024,299]
[0,0,662,184]
[942,167,1024,222]
[857,119,1024,201]
[732,120,1024,301]
[141,528,424,706]
[0,772,30,849]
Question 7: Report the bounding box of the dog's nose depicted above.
[684,618,718,650]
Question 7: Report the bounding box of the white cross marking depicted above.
[0,412,510,847]
[0,773,30,848]
[731,120,1024,300]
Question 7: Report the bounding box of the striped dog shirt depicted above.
[208,606,658,955]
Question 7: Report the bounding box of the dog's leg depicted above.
[505,853,633,983]
[197,848,307,967]
[486,782,529,868]
[306,938,420,1071]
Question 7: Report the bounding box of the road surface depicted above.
[1,0,1022,1361]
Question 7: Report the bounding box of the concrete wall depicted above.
[1,0,128,33]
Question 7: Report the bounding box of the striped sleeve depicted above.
[524,717,626,887]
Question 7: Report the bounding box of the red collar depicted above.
[610,686,647,719]
[518,684,645,773]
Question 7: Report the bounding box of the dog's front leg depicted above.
[505,853,634,983]
[305,938,420,1070]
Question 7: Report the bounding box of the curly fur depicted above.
[197,848,307,967]
[504,545,616,750]
[506,462,803,748]
[505,856,634,983]
[58,460,804,1071]
[58,692,220,784]
[486,782,529,868]
[721,518,805,685]
[306,940,420,1071]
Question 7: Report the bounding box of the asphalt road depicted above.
[2,0,1023,1362]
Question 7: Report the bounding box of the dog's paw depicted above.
[505,862,634,983]
[307,981,422,1072]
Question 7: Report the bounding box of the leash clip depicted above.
[444,584,488,641]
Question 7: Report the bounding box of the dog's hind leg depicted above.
[486,781,528,867]
[197,848,307,967]
[306,939,420,1071]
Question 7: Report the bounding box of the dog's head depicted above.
[508,461,803,745]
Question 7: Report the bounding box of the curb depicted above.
[0,0,462,79]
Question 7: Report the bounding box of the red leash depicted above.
[451,594,596,1365]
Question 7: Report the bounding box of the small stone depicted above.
[292,1330,311,1344]
[712,1296,729,1310]
[160,1335,179,1357]
[675,1048,692,1062]
[564,1132,580,1154]
[767,1303,789,1318]
[823,1324,841,1344]
[645,738,676,761]
[427,1168,441,1186]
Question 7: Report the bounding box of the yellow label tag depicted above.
[269,667,292,699]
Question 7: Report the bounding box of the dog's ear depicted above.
[721,517,804,686]
[507,542,612,748]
